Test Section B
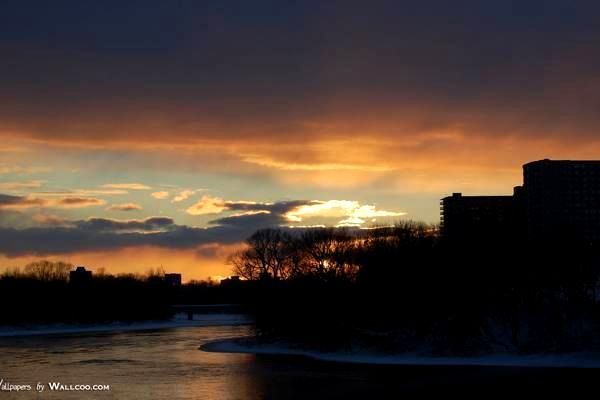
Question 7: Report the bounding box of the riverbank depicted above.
[0,313,253,337]
[200,336,600,369]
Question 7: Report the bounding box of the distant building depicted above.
[220,276,241,287]
[441,159,600,242]
[164,273,182,286]
[70,266,92,284]
[523,159,600,241]
[440,192,519,241]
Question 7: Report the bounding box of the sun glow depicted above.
[285,200,405,226]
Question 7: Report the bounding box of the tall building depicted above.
[523,159,600,242]
[441,159,600,242]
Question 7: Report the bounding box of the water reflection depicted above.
[0,326,254,400]
[0,326,597,399]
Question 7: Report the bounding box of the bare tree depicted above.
[146,266,166,280]
[229,228,296,280]
[282,233,308,278]
[228,248,263,280]
[24,260,73,281]
[230,227,365,281]
[300,228,359,280]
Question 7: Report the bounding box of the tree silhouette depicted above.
[24,260,73,281]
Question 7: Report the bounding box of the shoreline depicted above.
[0,313,253,337]
[200,336,600,369]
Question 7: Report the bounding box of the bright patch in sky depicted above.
[285,200,405,226]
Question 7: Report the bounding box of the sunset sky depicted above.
[2,1,600,279]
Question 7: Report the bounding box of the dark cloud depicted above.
[0,201,307,256]
[186,197,315,216]
[210,212,285,228]
[209,200,315,227]
[0,194,27,206]
[0,224,239,257]
[195,243,229,259]
[224,200,313,213]
[56,197,105,207]
[74,217,176,232]
[106,203,143,212]
[0,194,49,208]
[1,0,600,147]
[0,194,105,209]
[0,197,397,256]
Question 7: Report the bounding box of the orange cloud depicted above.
[101,183,151,190]
[0,4,599,203]
[0,180,46,190]
[186,195,227,215]
[171,190,195,203]
[240,154,392,172]
[1,122,585,196]
[31,214,69,226]
[0,165,49,175]
[151,191,170,199]
[3,84,600,197]
[32,189,129,196]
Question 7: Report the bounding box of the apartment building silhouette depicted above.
[441,159,600,242]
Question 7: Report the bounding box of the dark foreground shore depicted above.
[200,336,600,397]
[201,336,600,369]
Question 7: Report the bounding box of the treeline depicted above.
[234,223,600,355]
[0,261,176,324]
[228,222,436,281]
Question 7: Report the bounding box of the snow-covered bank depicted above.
[200,337,600,369]
[0,313,253,337]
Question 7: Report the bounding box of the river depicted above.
[0,324,598,399]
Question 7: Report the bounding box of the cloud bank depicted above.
[0,198,404,257]
[0,194,106,210]
[1,1,600,194]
